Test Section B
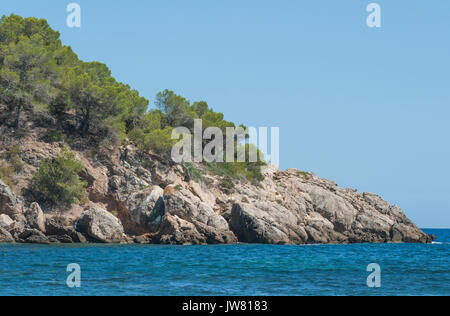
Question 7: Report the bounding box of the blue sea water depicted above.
[0,229,448,296]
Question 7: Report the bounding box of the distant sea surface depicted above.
[0,229,448,296]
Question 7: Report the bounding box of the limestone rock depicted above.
[125,186,165,233]
[0,227,14,243]
[0,214,15,230]
[76,206,124,243]
[163,188,237,244]
[0,180,24,221]
[230,202,306,245]
[18,229,50,244]
[156,214,206,245]
[25,202,46,233]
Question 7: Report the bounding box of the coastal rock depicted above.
[19,229,50,244]
[45,217,84,242]
[230,202,307,245]
[76,206,124,243]
[390,223,431,243]
[0,124,431,245]
[227,169,430,244]
[156,214,206,245]
[25,203,46,233]
[134,234,151,244]
[0,227,14,243]
[163,188,237,244]
[53,234,74,243]
[0,180,25,221]
[0,214,15,230]
[45,217,71,236]
[125,186,165,232]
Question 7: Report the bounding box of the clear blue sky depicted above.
[2,1,450,228]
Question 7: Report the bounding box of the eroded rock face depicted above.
[18,229,50,244]
[230,202,307,245]
[228,168,432,244]
[0,214,15,231]
[25,203,46,233]
[125,186,165,233]
[76,206,124,243]
[0,127,431,245]
[0,180,24,221]
[156,214,207,245]
[163,187,237,244]
[0,227,14,243]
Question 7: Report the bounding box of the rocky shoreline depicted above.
[0,130,434,245]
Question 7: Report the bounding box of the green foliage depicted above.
[0,33,57,128]
[129,124,174,155]
[0,14,60,46]
[2,144,21,159]
[0,161,15,188]
[32,148,87,205]
[45,130,64,143]
[221,176,235,189]
[1,145,24,173]
[156,89,196,129]
[206,144,266,185]
[184,162,202,182]
[0,14,267,185]
[0,14,148,137]
[144,128,174,154]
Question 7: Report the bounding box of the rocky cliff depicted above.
[0,124,433,245]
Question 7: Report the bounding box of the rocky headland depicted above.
[0,123,434,246]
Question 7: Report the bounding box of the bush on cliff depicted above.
[32,148,87,205]
[0,14,266,184]
[0,161,15,189]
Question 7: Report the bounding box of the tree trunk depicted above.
[81,119,89,138]
[13,103,21,129]
[80,106,90,138]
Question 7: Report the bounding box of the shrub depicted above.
[15,128,28,139]
[207,161,265,185]
[0,161,15,188]
[185,162,202,182]
[45,130,64,143]
[130,127,174,155]
[221,176,235,189]
[32,148,87,205]
[3,145,21,159]
[145,128,174,154]
[1,145,24,173]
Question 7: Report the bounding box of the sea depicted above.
[0,229,448,296]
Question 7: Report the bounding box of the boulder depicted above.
[134,235,151,244]
[76,206,124,243]
[25,203,46,233]
[45,217,71,236]
[125,186,165,233]
[53,234,74,244]
[391,223,431,243]
[45,217,84,242]
[0,180,24,221]
[230,202,307,245]
[18,229,50,244]
[163,188,237,244]
[156,214,206,245]
[0,227,14,243]
[0,214,15,230]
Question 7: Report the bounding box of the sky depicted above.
[2,1,449,228]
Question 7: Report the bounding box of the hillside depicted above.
[0,15,433,245]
